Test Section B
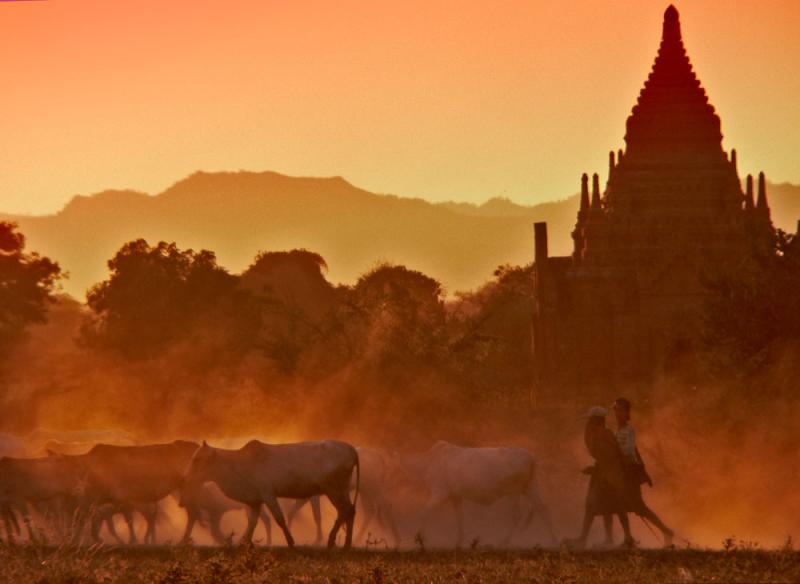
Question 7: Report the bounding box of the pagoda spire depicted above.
[591,173,601,210]
[757,172,768,209]
[663,4,681,43]
[580,173,590,213]
[745,174,754,210]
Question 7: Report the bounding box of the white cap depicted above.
[582,406,609,418]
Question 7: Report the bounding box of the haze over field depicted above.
[2,172,798,299]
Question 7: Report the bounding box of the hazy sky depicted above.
[2,0,799,215]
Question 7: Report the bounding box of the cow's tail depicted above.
[352,449,361,513]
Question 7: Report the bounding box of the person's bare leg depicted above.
[639,505,673,546]
[602,514,614,547]
[618,513,634,547]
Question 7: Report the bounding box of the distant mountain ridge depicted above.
[2,171,798,299]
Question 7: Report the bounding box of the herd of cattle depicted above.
[0,429,556,548]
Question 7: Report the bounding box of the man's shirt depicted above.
[616,425,640,463]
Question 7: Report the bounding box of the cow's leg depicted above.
[105,510,125,545]
[22,509,37,544]
[209,510,228,545]
[372,497,401,547]
[88,504,105,544]
[70,499,94,545]
[258,506,273,547]
[310,496,323,545]
[502,495,522,546]
[324,489,355,550]
[122,507,137,545]
[262,495,294,547]
[379,501,401,547]
[142,504,157,545]
[419,490,449,545]
[285,498,307,530]
[1,503,21,544]
[354,494,377,544]
[180,506,198,545]
[240,504,260,544]
[1,504,15,543]
[523,479,558,546]
[453,498,464,548]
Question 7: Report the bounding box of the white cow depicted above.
[184,440,360,549]
[404,441,557,547]
[286,447,402,546]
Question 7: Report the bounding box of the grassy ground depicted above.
[1,545,798,584]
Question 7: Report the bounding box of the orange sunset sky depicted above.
[2,0,799,215]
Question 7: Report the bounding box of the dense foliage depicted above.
[83,240,261,365]
[702,229,800,380]
[0,221,61,347]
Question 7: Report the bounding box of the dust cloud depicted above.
[1,296,798,549]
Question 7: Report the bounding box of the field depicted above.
[2,545,798,584]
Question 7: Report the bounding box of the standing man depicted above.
[612,397,674,547]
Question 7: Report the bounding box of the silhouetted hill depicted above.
[2,171,798,299]
[0,172,578,299]
[767,183,800,235]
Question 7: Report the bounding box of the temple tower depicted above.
[532,5,775,397]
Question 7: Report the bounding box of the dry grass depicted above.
[1,545,798,584]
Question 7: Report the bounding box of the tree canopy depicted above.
[0,221,61,346]
[702,229,800,379]
[84,239,260,363]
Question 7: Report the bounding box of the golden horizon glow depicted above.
[1,0,799,215]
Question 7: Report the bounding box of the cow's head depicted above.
[183,440,216,488]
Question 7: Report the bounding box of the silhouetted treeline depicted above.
[702,228,800,387]
[3,226,800,441]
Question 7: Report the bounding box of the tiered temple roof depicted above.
[571,5,771,270]
[533,6,776,394]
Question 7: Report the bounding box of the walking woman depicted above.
[566,406,633,549]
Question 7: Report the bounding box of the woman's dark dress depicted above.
[583,424,630,516]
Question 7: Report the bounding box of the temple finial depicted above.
[591,173,601,209]
[580,173,590,212]
[663,5,681,42]
[745,174,754,210]
[730,148,737,172]
[757,172,768,209]
[609,151,616,175]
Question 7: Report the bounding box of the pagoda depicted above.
[532,6,774,394]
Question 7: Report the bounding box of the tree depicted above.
[345,264,447,369]
[241,249,338,374]
[0,222,61,347]
[702,229,800,378]
[447,264,535,392]
[84,239,260,363]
